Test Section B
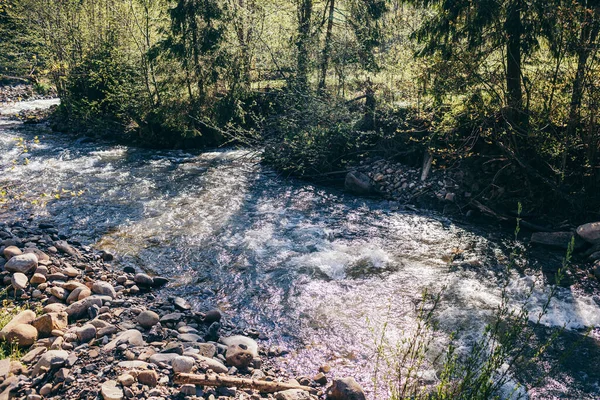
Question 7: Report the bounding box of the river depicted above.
[1,100,600,399]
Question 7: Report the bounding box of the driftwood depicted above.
[174,373,318,394]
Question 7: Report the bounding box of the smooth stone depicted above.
[326,377,366,400]
[4,253,37,273]
[50,286,69,301]
[92,281,116,299]
[23,248,50,262]
[172,355,195,373]
[63,281,87,291]
[65,297,103,320]
[194,355,227,373]
[30,273,46,285]
[134,273,153,286]
[5,324,38,347]
[203,310,221,324]
[220,335,258,357]
[160,313,183,323]
[3,246,22,259]
[173,297,191,310]
[0,310,36,340]
[77,324,97,343]
[43,303,67,314]
[344,171,372,194]
[180,384,196,396]
[11,272,28,290]
[137,370,158,387]
[577,222,600,244]
[101,380,124,400]
[117,373,136,387]
[66,287,91,304]
[137,311,160,329]
[151,276,169,287]
[62,266,79,278]
[225,344,253,369]
[275,390,312,400]
[179,333,202,342]
[31,350,69,376]
[103,329,144,351]
[117,360,150,369]
[148,353,179,365]
[196,343,216,358]
[54,241,79,257]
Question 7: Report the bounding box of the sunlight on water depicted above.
[1,100,600,398]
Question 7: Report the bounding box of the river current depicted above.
[1,100,600,399]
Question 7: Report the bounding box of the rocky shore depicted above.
[0,220,366,400]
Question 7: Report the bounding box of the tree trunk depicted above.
[318,0,335,91]
[296,0,312,90]
[504,0,524,131]
[562,11,599,178]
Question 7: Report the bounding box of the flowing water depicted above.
[2,100,600,399]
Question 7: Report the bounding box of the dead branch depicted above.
[174,373,318,394]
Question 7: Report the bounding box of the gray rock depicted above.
[577,222,600,244]
[101,380,124,400]
[326,377,366,400]
[148,353,179,365]
[173,297,191,310]
[180,384,197,396]
[193,355,228,373]
[345,171,372,194]
[77,324,97,343]
[134,273,153,287]
[220,335,258,357]
[160,313,183,323]
[172,356,195,373]
[11,272,28,290]
[31,350,69,376]
[137,310,160,329]
[54,241,79,257]
[275,390,312,400]
[92,281,116,299]
[103,329,144,351]
[4,253,37,273]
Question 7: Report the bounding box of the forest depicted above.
[1,0,600,217]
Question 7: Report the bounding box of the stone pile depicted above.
[345,158,460,207]
[0,220,366,400]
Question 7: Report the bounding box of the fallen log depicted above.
[174,373,318,394]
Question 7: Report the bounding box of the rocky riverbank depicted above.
[0,220,366,400]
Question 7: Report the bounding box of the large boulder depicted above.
[0,310,36,341]
[4,253,37,274]
[344,171,371,194]
[225,344,254,369]
[577,222,600,244]
[103,329,144,351]
[326,378,366,400]
[4,324,37,347]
